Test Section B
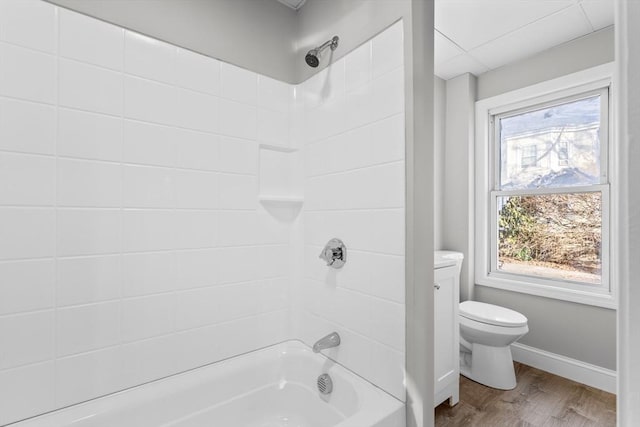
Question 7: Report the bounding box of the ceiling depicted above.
[275,0,614,81]
[276,0,307,11]
[434,0,614,80]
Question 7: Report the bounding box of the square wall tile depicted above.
[0,260,55,315]
[258,75,292,113]
[57,255,122,306]
[176,48,220,95]
[57,159,122,208]
[260,149,302,195]
[0,43,56,104]
[59,59,123,116]
[124,31,176,84]
[0,152,55,206]
[121,294,175,342]
[372,21,404,79]
[0,362,55,426]
[218,137,257,175]
[175,210,217,250]
[55,347,124,407]
[218,174,257,210]
[217,211,258,247]
[123,165,174,209]
[124,76,176,125]
[367,297,405,351]
[260,279,289,313]
[175,88,218,133]
[175,284,262,330]
[56,301,121,357]
[0,0,57,54]
[257,108,289,146]
[123,252,175,297]
[258,245,288,279]
[59,8,124,70]
[174,286,221,330]
[123,120,176,167]
[58,109,123,162]
[370,67,404,122]
[0,311,55,369]
[256,212,290,245]
[370,344,405,401]
[220,62,257,105]
[345,41,372,93]
[0,208,55,260]
[123,209,175,253]
[174,129,219,171]
[0,98,56,155]
[219,99,257,140]
[174,249,218,290]
[216,246,259,284]
[306,162,404,211]
[342,251,405,304]
[174,170,218,210]
[57,209,121,257]
[121,335,179,387]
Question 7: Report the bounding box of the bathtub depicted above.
[12,341,405,427]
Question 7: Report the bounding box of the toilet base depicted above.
[460,343,517,390]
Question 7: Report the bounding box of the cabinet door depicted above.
[434,266,459,404]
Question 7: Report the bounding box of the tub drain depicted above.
[317,373,333,394]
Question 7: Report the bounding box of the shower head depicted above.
[305,50,320,68]
[305,36,339,68]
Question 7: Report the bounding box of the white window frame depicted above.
[475,63,617,309]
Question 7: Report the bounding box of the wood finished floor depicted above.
[435,362,616,427]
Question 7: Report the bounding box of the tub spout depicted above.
[313,332,341,353]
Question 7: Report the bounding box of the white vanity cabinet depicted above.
[434,263,460,407]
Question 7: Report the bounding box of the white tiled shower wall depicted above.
[0,1,292,424]
[0,1,406,422]
[294,22,406,401]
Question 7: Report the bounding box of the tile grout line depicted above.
[169,44,179,339]
[118,23,126,371]
[52,4,60,409]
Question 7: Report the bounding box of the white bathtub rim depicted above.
[9,339,404,427]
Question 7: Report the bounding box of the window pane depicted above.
[497,193,602,285]
[499,95,602,190]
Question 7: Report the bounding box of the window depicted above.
[557,141,569,166]
[520,145,537,168]
[475,66,615,308]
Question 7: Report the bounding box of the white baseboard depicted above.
[510,342,617,394]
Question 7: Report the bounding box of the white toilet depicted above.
[459,300,528,390]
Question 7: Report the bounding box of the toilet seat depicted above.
[460,301,527,328]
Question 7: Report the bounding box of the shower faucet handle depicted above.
[319,238,346,269]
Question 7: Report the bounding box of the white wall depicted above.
[442,73,476,302]
[434,76,445,250]
[0,2,293,424]
[45,0,298,83]
[617,0,640,422]
[441,27,617,370]
[295,0,411,83]
[477,26,614,100]
[293,22,407,401]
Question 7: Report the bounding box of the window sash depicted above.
[491,86,610,191]
[488,185,610,293]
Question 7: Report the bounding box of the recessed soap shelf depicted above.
[258,196,304,207]
[259,143,297,153]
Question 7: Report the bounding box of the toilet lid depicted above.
[459,301,528,327]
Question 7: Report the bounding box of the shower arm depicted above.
[315,36,339,54]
